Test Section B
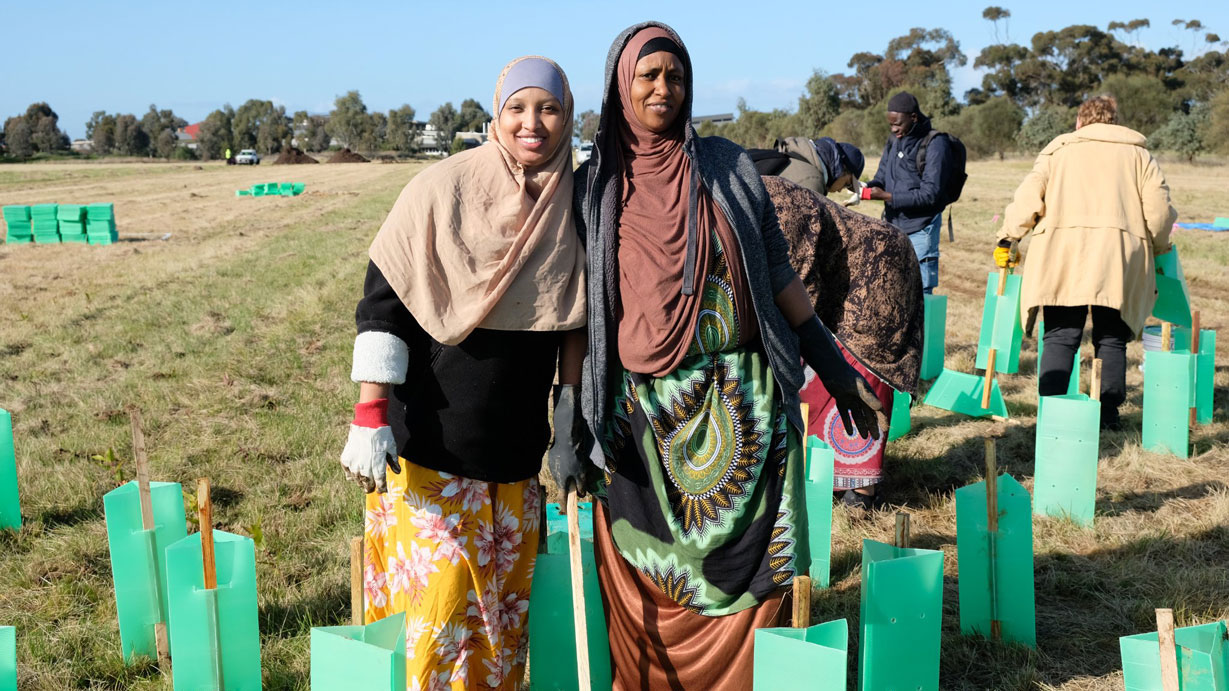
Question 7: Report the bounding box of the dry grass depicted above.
[0,155,1225,689]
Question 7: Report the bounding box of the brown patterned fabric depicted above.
[764,176,923,394]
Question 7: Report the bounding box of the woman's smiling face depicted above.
[629,51,685,133]
[498,87,566,169]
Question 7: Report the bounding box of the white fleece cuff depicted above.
[350,331,409,384]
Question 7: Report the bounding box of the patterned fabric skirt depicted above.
[598,346,807,616]
[799,341,894,489]
[364,459,540,690]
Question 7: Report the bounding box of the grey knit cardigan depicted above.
[574,20,804,444]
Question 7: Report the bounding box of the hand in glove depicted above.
[340,398,401,494]
[795,315,882,439]
[993,239,1019,269]
[547,384,594,495]
[842,180,864,207]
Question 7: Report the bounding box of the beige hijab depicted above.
[368,56,585,345]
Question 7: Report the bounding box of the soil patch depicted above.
[273,147,318,164]
[327,148,369,163]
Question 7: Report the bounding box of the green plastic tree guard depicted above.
[166,530,261,690]
[754,618,847,690]
[804,437,835,587]
[529,502,612,691]
[310,612,406,690]
[0,626,13,691]
[103,480,187,662]
[1120,620,1229,690]
[1153,248,1192,327]
[251,184,266,197]
[1142,350,1196,458]
[922,369,1008,418]
[0,410,19,531]
[858,540,944,691]
[955,473,1036,646]
[1196,330,1216,425]
[921,295,947,381]
[1035,322,1079,396]
[279,183,294,195]
[975,272,1024,374]
[887,390,911,441]
[292,183,305,195]
[1033,394,1100,526]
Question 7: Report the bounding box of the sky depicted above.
[3,1,1227,139]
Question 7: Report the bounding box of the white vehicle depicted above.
[575,140,593,165]
[234,149,261,165]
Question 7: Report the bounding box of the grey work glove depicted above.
[547,384,595,495]
[795,315,882,440]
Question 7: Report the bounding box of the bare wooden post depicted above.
[1156,608,1180,691]
[984,438,1001,641]
[130,408,170,669]
[1190,310,1201,427]
[792,575,813,628]
[197,478,217,590]
[982,241,1016,410]
[1090,359,1102,402]
[1161,322,1173,353]
[350,537,363,626]
[894,512,911,549]
[566,489,591,690]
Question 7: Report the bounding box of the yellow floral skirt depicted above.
[364,459,541,690]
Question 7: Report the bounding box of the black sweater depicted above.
[355,261,561,483]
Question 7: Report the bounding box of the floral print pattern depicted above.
[365,463,540,690]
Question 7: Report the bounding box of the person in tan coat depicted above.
[996,95,1177,429]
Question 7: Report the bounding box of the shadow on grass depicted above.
[259,581,349,637]
[1097,480,1228,518]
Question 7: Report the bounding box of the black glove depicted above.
[547,385,595,495]
[795,315,882,440]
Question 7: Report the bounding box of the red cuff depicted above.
[353,398,389,428]
[861,186,873,200]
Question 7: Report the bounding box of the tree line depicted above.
[0,92,493,161]
[681,10,1229,162]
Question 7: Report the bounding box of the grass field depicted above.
[0,155,1226,690]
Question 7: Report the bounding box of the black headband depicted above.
[638,36,685,63]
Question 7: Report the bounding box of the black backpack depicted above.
[916,131,967,205]
[747,146,811,177]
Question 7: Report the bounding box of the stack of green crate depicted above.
[86,203,118,245]
[2,205,32,244]
[58,204,87,243]
[30,204,59,243]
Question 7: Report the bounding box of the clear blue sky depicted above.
[4,1,1226,139]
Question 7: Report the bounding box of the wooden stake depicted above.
[1190,311,1201,427]
[197,478,217,590]
[792,575,812,628]
[1156,608,1180,691]
[1161,322,1173,353]
[1090,359,1102,403]
[894,512,911,549]
[566,489,590,690]
[129,407,170,669]
[984,438,1001,641]
[350,537,363,626]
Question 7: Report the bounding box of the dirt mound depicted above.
[327,148,369,163]
[272,147,318,164]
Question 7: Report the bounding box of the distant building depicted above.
[693,113,734,125]
[70,139,93,153]
[417,121,489,157]
[177,122,203,150]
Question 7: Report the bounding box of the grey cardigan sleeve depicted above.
[757,182,796,295]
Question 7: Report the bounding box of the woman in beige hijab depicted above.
[339,56,587,688]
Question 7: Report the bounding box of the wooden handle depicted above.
[981,349,998,410]
[566,490,591,690]
[800,403,810,442]
[995,264,1010,295]
[792,575,812,628]
[984,439,998,533]
[350,537,363,626]
[894,512,911,549]
[129,407,155,531]
[197,478,217,590]
[1090,359,1102,403]
[1161,322,1173,352]
[1156,608,1180,691]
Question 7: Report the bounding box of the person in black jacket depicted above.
[862,91,954,294]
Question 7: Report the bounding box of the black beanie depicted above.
[887,91,920,115]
